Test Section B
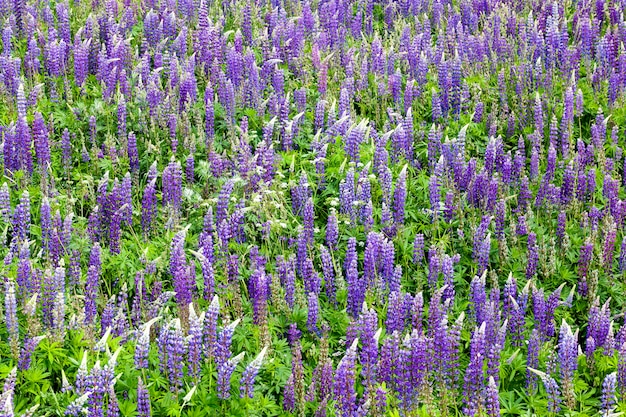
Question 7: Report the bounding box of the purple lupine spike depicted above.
[558,320,578,407]
[134,322,153,370]
[217,352,245,400]
[603,222,617,273]
[127,132,139,173]
[32,112,50,173]
[386,291,406,334]
[393,165,407,226]
[203,295,220,362]
[164,319,185,392]
[5,280,18,355]
[319,246,335,304]
[427,246,440,288]
[398,330,430,410]
[240,346,268,399]
[169,229,194,312]
[307,292,319,334]
[412,234,424,264]
[137,377,151,417]
[162,160,183,216]
[334,339,358,416]
[346,258,364,318]
[539,373,562,414]
[187,305,205,379]
[526,232,539,279]
[326,210,338,251]
[12,190,30,243]
[120,173,132,226]
[588,299,612,350]
[83,268,99,323]
[463,323,486,416]
[359,306,379,390]
[484,376,500,417]
[216,319,239,369]
[477,233,491,276]
[65,392,91,416]
[601,372,617,415]
[141,178,157,236]
[18,335,45,371]
[0,183,10,223]
[429,157,444,214]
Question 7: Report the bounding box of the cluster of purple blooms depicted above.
[3,0,626,414]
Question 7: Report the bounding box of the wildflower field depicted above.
[2,0,626,415]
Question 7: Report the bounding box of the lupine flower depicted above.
[484,376,500,417]
[217,352,245,400]
[333,339,358,416]
[601,372,617,415]
[5,281,18,357]
[137,377,151,417]
[65,392,91,416]
[526,232,539,279]
[240,346,268,398]
[12,190,30,243]
[162,160,183,214]
[307,292,319,334]
[463,323,486,415]
[18,336,45,371]
[558,320,579,407]
[141,179,158,236]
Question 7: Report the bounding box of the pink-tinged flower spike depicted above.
[240,346,268,398]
